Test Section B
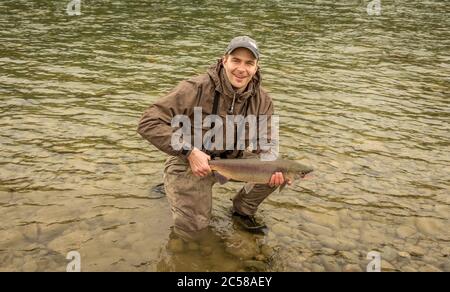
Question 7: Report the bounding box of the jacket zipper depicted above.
[228,92,236,115]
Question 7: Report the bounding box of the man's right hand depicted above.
[187,148,211,177]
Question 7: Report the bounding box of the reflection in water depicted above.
[156,227,272,272]
[0,0,449,271]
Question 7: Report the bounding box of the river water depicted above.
[0,0,449,271]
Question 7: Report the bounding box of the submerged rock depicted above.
[396,226,416,239]
[398,251,411,259]
[225,234,259,260]
[200,245,213,256]
[401,266,417,272]
[382,260,397,272]
[167,238,184,253]
[320,256,341,272]
[301,222,333,237]
[415,218,444,236]
[186,242,199,251]
[317,235,339,250]
[22,260,38,272]
[301,210,340,229]
[260,245,275,259]
[254,254,266,262]
[441,262,450,272]
[381,246,398,262]
[243,260,266,271]
[407,245,426,257]
[343,264,362,272]
[271,223,294,235]
[418,264,442,272]
[338,251,359,262]
[311,263,325,272]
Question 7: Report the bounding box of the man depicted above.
[138,36,288,241]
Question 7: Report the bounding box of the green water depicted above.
[0,0,449,271]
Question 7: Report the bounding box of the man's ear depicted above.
[222,54,229,64]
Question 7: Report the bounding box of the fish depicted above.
[209,158,314,193]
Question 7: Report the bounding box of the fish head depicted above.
[288,162,314,180]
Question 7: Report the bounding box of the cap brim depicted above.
[227,45,259,59]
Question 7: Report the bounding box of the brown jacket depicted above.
[137,59,274,159]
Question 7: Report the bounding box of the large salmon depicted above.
[209,158,313,192]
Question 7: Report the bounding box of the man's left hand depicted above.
[269,172,292,187]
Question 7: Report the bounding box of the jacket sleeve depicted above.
[137,80,198,158]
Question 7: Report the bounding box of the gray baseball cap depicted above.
[225,36,259,59]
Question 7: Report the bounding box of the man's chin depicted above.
[232,84,245,91]
[232,80,248,90]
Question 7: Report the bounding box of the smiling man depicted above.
[138,36,286,241]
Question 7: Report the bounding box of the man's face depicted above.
[223,48,258,91]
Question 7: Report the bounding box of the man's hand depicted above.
[187,148,211,177]
[269,172,292,187]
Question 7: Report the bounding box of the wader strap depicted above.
[208,91,221,158]
[210,91,232,159]
[210,90,220,130]
[212,90,220,116]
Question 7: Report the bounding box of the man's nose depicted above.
[236,64,245,73]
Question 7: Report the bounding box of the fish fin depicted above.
[279,181,288,193]
[213,171,229,184]
[243,183,255,194]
